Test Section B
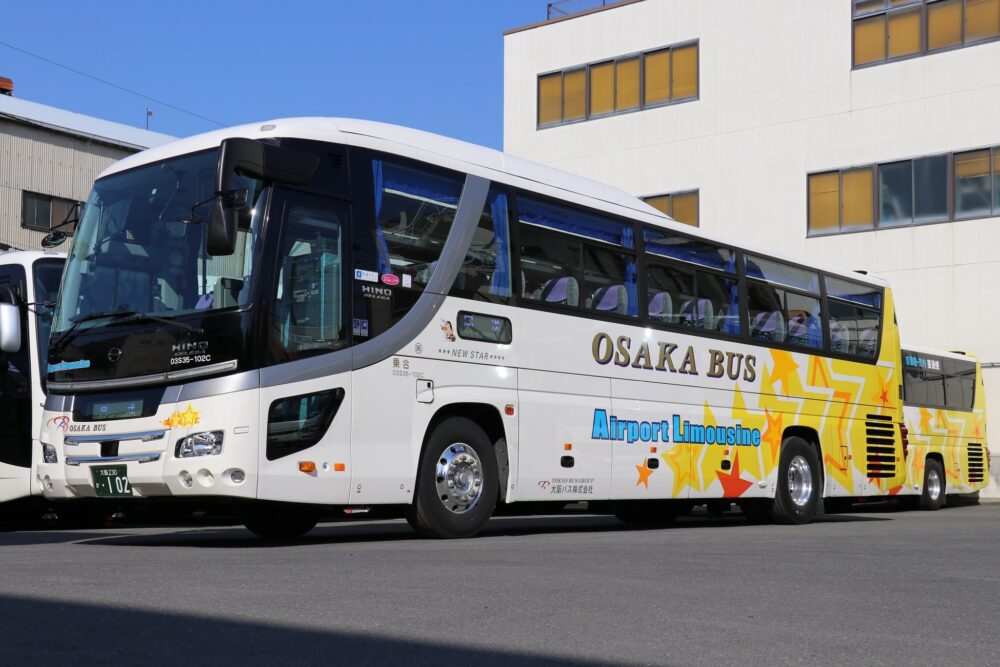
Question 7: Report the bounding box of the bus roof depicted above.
[0,250,65,269]
[98,117,889,289]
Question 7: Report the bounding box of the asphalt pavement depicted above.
[1,502,998,666]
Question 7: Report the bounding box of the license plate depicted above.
[90,465,133,498]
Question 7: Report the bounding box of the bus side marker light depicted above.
[563,443,572,451]
[334,463,346,472]
[299,461,317,474]
[650,446,657,454]
[505,405,515,416]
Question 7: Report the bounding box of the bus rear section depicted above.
[897,347,989,509]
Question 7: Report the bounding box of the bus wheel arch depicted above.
[772,430,822,524]
[406,406,504,538]
[420,403,509,502]
[919,455,945,510]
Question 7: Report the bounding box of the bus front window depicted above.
[52,149,263,338]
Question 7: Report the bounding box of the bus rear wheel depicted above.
[405,417,498,539]
[770,437,820,524]
[918,459,945,511]
[241,503,319,541]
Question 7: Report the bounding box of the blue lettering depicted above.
[592,409,609,440]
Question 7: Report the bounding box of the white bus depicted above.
[0,250,64,505]
[31,119,907,538]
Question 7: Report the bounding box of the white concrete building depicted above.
[505,0,1000,486]
[0,90,173,251]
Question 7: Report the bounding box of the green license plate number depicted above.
[90,465,132,498]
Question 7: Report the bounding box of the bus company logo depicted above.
[380,274,400,286]
[362,284,391,301]
[107,347,123,363]
[591,333,757,382]
[47,359,91,373]
[591,409,762,447]
[354,269,378,283]
[47,416,70,433]
[172,341,208,358]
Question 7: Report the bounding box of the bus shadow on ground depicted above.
[70,510,890,550]
[0,594,614,666]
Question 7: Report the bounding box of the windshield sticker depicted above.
[354,269,378,283]
[161,405,201,429]
[48,359,91,373]
[380,274,400,286]
[402,274,412,289]
[352,319,370,337]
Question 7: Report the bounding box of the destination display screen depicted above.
[91,400,144,420]
[457,311,512,345]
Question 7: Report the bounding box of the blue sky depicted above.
[0,1,544,148]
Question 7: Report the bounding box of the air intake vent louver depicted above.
[865,414,896,478]
[968,443,985,484]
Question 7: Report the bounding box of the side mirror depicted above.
[0,303,21,354]
[207,138,321,256]
[41,230,68,248]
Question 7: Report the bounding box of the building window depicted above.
[642,190,699,227]
[853,0,1000,68]
[808,145,1000,236]
[21,192,80,234]
[536,41,698,128]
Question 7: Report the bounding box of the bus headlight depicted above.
[42,444,58,464]
[175,431,224,458]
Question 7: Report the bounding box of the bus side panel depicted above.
[257,373,353,505]
[516,369,612,502]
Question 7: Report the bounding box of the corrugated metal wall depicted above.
[0,118,136,251]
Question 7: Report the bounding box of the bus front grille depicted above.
[968,443,985,483]
[865,414,896,479]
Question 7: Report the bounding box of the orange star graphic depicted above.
[716,452,753,498]
[974,418,984,439]
[162,404,201,429]
[870,372,893,409]
[918,408,932,434]
[635,459,654,489]
[761,409,783,467]
[808,356,830,388]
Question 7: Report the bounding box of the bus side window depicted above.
[450,187,512,303]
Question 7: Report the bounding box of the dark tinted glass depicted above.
[0,264,30,468]
[451,187,512,303]
[583,246,638,317]
[520,226,582,307]
[520,197,633,247]
[828,300,880,358]
[914,155,948,223]
[643,230,734,272]
[880,161,913,226]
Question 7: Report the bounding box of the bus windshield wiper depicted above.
[112,312,203,336]
[51,310,204,355]
[50,309,138,353]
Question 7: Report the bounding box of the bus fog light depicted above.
[226,469,246,484]
[179,471,193,488]
[196,469,214,487]
[175,431,224,458]
[42,444,58,464]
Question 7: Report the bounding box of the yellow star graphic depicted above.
[768,350,799,395]
[661,444,694,496]
[635,459,654,489]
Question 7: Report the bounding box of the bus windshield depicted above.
[52,150,263,335]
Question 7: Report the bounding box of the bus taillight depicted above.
[899,422,909,459]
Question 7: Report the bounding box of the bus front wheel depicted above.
[771,437,820,524]
[405,416,499,539]
[918,459,945,511]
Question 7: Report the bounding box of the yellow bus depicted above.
[896,346,989,510]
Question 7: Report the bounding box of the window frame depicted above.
[535,40,699,129]
[852,0,1000,70]
[641,189,700,227]
[21,190,82,235]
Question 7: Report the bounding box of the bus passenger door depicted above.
[256,190,353,505]
[516,369,612,502]
[0,264,31,502]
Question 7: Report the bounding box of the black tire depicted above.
[918,458,945,511]
[240,503,319,541]
[405,416,498,539]
[770,436,821,524]
[610,500,679,527]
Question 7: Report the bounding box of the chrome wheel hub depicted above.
[435,443,484,514]
[787,455,813,507]
[926,468,942,500]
